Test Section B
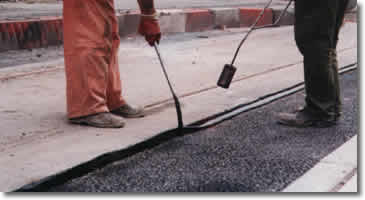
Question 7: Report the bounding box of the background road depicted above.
[0,0,291,20]
[48,69,358,192]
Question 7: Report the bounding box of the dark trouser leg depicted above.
[303,44,340,116]
[332,0,349,115]
[294,0,347,117]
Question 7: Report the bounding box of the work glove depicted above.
[138,15,161,46]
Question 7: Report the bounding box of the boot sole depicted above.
[277,119,337,128]
[111,112,145,119]
[69,120,125,129]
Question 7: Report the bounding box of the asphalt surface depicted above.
[0,28,252,69]
[0,0,356,21]
[0,0,291,20]
[0,29,243,69]
[47,69,358,192]
[0,46,64,69]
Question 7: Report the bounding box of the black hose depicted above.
[154,0,294,130]
[231,0,293,65]
[254,0,294,30]
[154,44,184,129]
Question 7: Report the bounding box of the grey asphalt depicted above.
[0,0,356,21]
[0,29,235,69]
[47,69,358,192]
[0,28,251,69]
[0,0,291,20]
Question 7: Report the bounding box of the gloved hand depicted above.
[138,15,161,46]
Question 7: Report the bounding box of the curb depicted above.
[283,135,358,192]
[0,17,63,52]
[0,7,292,52]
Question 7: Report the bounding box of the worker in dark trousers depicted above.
[277,0,350,127]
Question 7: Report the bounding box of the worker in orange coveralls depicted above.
[63,0,161,128]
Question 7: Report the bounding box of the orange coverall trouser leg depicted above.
[63,0,126,119]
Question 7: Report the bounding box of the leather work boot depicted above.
[277,107,338,128]
[111,104,145,118]
[70,112,126,128]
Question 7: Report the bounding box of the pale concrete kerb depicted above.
[283,135,358,192]
[209,8,241,28]
[159,9,187,33]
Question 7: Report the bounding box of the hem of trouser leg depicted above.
[305,96,339,115]
[108,101,128,113]
[304,106,341,125]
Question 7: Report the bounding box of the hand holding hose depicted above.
[138,15,161,46]
[137,0,161,46]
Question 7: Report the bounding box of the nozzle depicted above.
[217,64,237,89]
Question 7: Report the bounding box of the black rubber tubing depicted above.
[154,44,184,129]
[156,0,294,131]
[231,0,293,65]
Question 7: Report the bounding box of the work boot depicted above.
[277,107,338,128]
[111,104,145,118]
[70,112,125,128]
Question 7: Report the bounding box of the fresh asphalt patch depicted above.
[48,70,358,192]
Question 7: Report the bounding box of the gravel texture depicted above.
[48,70,358,192]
